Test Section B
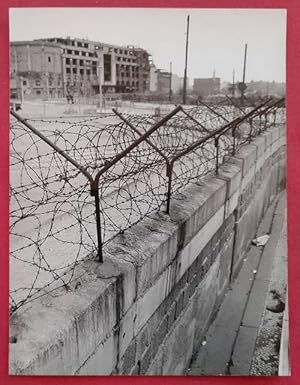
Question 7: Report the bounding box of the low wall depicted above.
[10,124,286,375]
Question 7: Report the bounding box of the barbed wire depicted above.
[9,101,285,313]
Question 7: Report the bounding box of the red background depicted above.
[0,1,298,384]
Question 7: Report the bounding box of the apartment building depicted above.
[10,37,152,100]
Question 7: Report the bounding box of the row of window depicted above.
[116,64,139,71]
[65,58,98,65]
[63,50,96,57]
[66,67,97,75]
[116,80,139,87]
[116,57,136,63]
[22,79,62,87]
[116,72,140,79]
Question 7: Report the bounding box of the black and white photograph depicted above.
[9,7,288,376]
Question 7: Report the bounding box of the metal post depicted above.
[183,15,190,105]
[214,137,219,175]
[166,162,174,214]
[93,188,103,263]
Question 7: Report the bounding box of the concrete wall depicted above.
[9,124,286,375]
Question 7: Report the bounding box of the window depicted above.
[23,80,27,86]
[92,67,97,75]
[48,80,53,86]
[67,50,72,54]
[82,52,86,56]
[35,80,40,86]
[72,68,77,74]
[84,43,89,48]
[86,69,90,75]
[48,56,51,62]
[66,68,71,74]
[80,68,84,75]
[78,42,82,47]
[36,90,41,95]
[72,58,77,65]
[79,60,83,66]
[74,51,79,55]
[66,58,70,64]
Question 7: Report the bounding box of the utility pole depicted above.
[169,61,172,102]
[183,15,190,105]
[241,43,248,105]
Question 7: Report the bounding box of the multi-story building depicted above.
[149,67,182,95]
[10,36,152,100]
[193,77,221,98]
[10,40,64,100]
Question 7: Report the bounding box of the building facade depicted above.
[10,41,64,100]
[10,37,152,100]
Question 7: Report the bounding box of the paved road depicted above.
[188,191,287,376]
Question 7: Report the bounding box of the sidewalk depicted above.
[188,191,287,376]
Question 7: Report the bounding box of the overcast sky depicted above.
[9,8,286,83]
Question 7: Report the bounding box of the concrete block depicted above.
[254,136,267,159]
[192,256,220,354]
[170,176,227,248]
[104,250,137,313]
[162,308,196,375]
[225,189,239,219]
[177,204,225,281]
[134,263,170,335]
[271,125,280,144]
[218,234,234,298]
[118,303,137,358]
[10,261,118,375]
[235,144,257,177]
[146,346,164,375]
[217,162,242,199]
[264,130,272,147]
[76,333,118,375]
[117,337,136,374]
[240,163,256,192]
